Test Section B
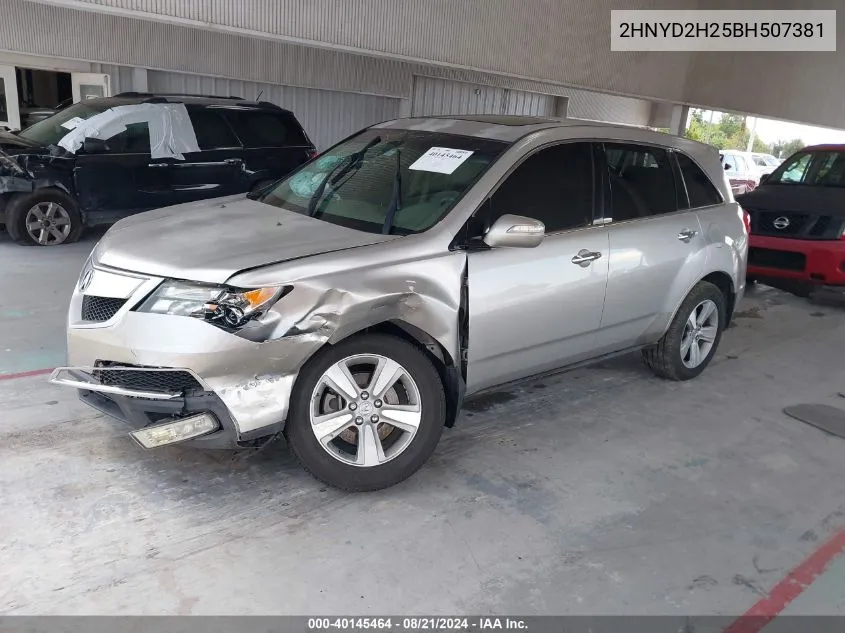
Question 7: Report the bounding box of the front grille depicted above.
[92,362,204,395]
[749,247,806,272]
[755,212,808,236]
[748,209,836,239]
[808,215,831,237]
[81,296,127,322]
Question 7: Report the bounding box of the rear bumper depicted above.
[748,235,845,286]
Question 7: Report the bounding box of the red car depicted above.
[737,144,845,295]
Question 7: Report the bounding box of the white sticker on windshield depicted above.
[409,147,474,175]
[60,117,85,130]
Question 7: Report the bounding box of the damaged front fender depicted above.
[228,246,467,369]
[0,175,34,194]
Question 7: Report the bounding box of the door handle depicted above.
[677,229,698,243]
[571,249,602,267]
[224,158,243,165]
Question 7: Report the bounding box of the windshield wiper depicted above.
[382,149,402,235]
[307,136,381,217]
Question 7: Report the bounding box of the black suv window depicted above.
[188,109,240,150]
[488,142,594,233]
[222,110,308,148]
[107,122,151,154]
[603,143,678,221]
[676,152,722,208]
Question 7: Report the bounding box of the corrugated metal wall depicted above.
[23,0,845,129]
[92,63,135,94]
[564,87,653,127]
[411,77,554,118]
[1,0,587,102]
[38,0,701,104]
[146,70,400,149]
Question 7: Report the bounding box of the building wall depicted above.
[0,0,661,141]
[410,77,556,118]
[30,0,702,104]
[25,0,845,130]
[564,86,654,126]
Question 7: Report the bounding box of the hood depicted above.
[737,184,845,218]
[0,130,43,151]
[94,196,402,284]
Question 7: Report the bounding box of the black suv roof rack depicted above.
[114,92,245,100]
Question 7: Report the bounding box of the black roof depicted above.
[91,92,291,113]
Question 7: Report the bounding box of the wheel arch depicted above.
[700,270,736,322]
[662,269,736,338]
[325,319,465,428]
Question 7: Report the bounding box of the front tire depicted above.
[285,334,446,492]
[6,189,83,246]
[643,281,726,381]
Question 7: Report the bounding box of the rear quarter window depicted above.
[676,152,722,208]
[222,110,310,148]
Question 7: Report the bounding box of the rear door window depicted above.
[602,143,679,221]
[106,122,151,154]
[188,109,240,150]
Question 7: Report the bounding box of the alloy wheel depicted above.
[309,354,423,467]
[680,299,719,369]
[25,202,72,246]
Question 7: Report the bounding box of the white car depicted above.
[720,150,759,195]
[749,152,782,180]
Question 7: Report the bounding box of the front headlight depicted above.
[138,280,289,328]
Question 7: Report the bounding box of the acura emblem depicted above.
[773,216,791,230]
[78,267,94,292]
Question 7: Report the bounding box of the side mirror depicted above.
[759,173,769,184]
[483,214,545,248]
[724,163,731,171]
[81,137,110,154]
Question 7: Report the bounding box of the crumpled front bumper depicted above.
[52,263,324,446]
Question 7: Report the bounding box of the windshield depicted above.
[18,101,111,146]
[766,150,845,187]
[258,129,508,234]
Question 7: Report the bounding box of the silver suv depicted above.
[51,116,748,491]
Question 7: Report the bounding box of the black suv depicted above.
[0,92,315,246]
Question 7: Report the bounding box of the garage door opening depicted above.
[0,65,110,131]
[17,67,73,129]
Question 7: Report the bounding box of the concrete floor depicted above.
[2,227,845,620]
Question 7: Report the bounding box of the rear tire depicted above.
[6,189,83,246]
[643,281,726,381]
[285,334,446,492]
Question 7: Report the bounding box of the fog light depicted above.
[130,413,219,449]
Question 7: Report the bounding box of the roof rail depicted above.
[114,92,245,100]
